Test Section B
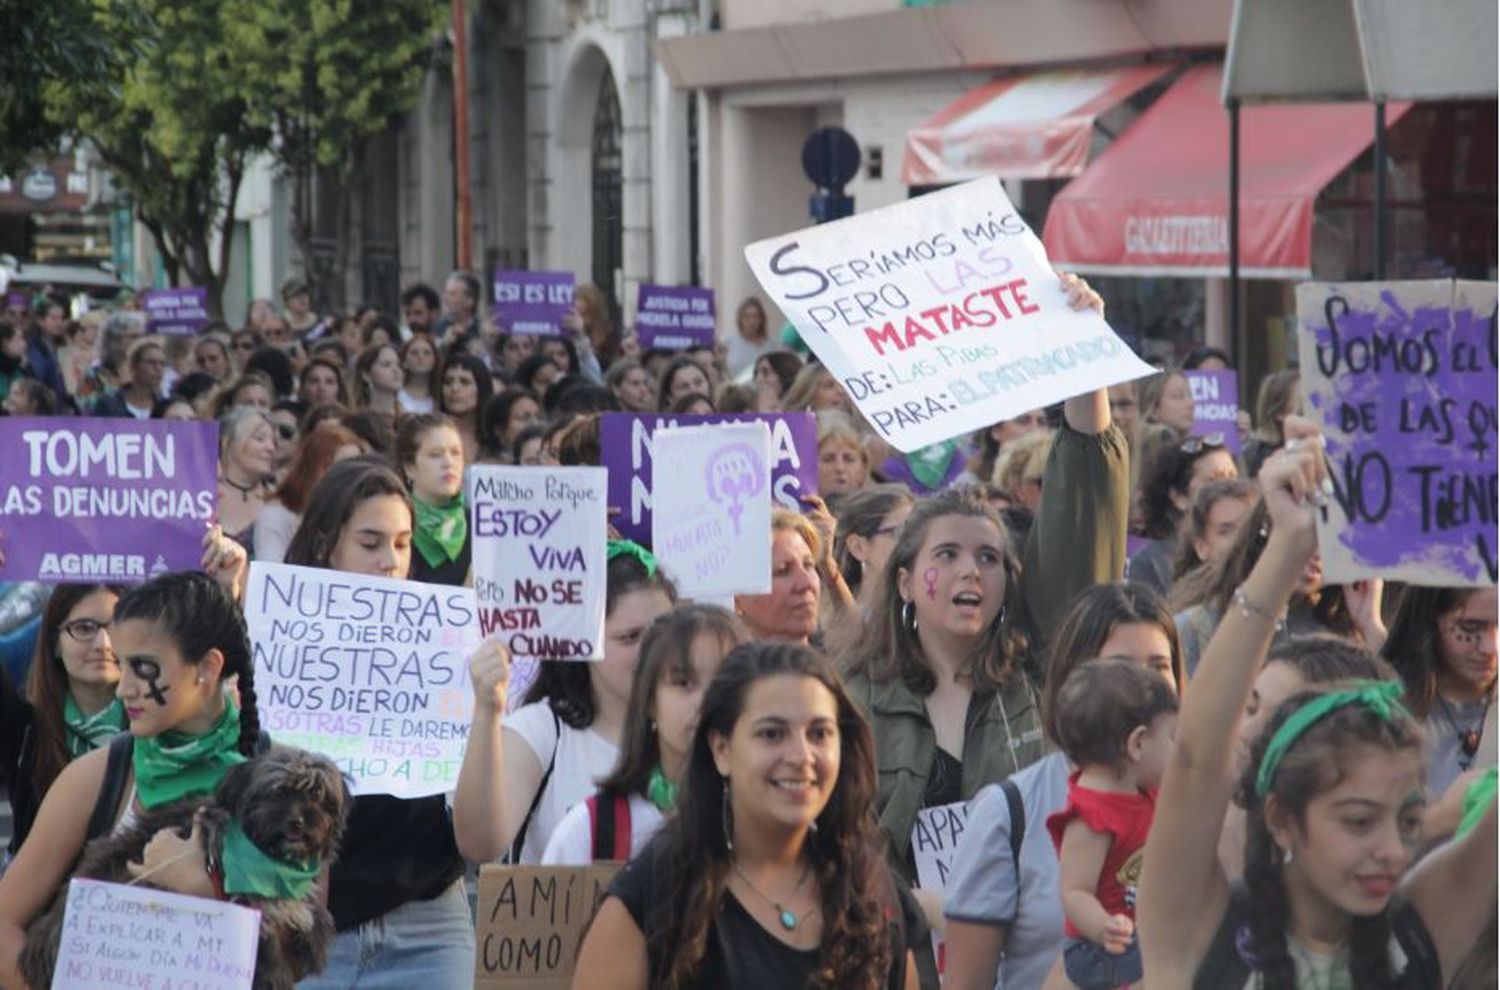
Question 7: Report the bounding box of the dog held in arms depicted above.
[21,747,350,990]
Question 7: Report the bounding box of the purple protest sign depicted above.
[600,412,818,545]
[1296,279,1498,586]
[4,292,27,309]
[1185,369,1241,453]
[0,418,219,583]
[636,284,717,350]
[493,270,575,335]
[141,287,210,336]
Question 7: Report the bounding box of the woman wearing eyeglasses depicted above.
[0,584,123,861]
[1125,433,1238,597]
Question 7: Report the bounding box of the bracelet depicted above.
[1233,584,1286,631]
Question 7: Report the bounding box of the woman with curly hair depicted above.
[574,641,920,990]
[1141,422,1496,989]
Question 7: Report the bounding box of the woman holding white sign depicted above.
[455,541,678,865]
[282,458,474,989]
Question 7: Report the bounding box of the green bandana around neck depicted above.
[132,697,245,809]
[221,819,321,899]
[64,695,127,757]
[413,494,468,568]
[1255,681,1407,799]
[906,439,958,490]
[646,765,678,813]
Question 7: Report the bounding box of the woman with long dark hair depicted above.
[1141,423,1497,989]
[436,352,493,465]
[1126,434,1238,596]
[574,642,920,990]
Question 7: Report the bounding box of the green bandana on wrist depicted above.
[1256,681,1407,799]
[221,819,321,899]
[607,539,657,577]
[413,494,468,568]
[1457,767,1498,839]
[132,698,245,809]
[646,764,678,813]
[64,695,127,757]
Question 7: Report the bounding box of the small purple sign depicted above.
[493,270,575,336]
[0,418,220,583]
[1185,369,1241,453]
[600,412,819,545]
[4,292,28,310]
[636,284,717,350]
[141,286,210,336]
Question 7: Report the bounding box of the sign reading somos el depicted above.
[745,176,1153,452]
[1295,279,1498,586]
[245,562,482,798]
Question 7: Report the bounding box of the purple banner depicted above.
[141,286,210,336]
[0,418,219,583]
[1185,369,1241,453]
[493,270,575,336]
[600,412,818,544]
[636,284,717,350]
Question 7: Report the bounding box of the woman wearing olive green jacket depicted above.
[840,278,1129,990]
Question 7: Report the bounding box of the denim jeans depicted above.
[298,879,474,989]
[1062,935,1143,990]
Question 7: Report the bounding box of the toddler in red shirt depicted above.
[1046,659,1178,989]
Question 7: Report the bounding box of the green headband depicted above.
[1255,680,1408,799]
[606,539,657,577]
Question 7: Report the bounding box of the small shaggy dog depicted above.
[21,746,350,990]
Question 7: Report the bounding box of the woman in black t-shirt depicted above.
[575,642,919,990]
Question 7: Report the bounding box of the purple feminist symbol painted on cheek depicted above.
[923,567,940,601]
[705,442,767,536]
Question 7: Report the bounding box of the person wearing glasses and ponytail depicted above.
[1140,417,1496,989]
[1126,432,1239,597]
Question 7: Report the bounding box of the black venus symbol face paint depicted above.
[131,657,170,706]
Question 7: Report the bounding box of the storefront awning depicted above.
[902,64,1174,184]
[1042,64,1410,278]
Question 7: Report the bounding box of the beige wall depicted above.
[722,0,895,30]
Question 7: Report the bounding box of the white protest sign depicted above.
[652,423,773,598]
[911,800,970,977]
[746,176,1153,452]
[53,878,259,990]
[245,562,481,798]
[468,466,608,661]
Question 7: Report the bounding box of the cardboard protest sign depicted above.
[1185,369,1242,453]
[911,800,970,976]
[600,412,818,545]
[745,176,1153,452]
[1296,279,1498,586]
[474,864,620,990]
[53,879,259,990]
[636,284,717,350]
[0,418,218,583]
[494,270,575,335]
[652,423,773,598]
[469,466,608,661]
[245,562,482,797]
[141,287,210,336]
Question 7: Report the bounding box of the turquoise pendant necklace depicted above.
[731,860,810,932]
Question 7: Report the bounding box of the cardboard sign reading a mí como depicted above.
[474,864,620,990]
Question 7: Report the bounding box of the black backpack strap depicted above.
[1192,882,1253,990]
[999,778,1025,868]
[86,733,134,842]
[508,709,561,863]
[593,790,617,862]
[1389,897,1442,989]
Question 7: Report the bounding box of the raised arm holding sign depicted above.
[745,177,1152,452]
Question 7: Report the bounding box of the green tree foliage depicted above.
[227,0,446,306]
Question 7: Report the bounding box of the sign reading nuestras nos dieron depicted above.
[245,562,482,798]
[652,422,773,599]
[53,879,259,990]
[745,176,1153,452]
[468,466,608,662]
[1295,279,1499,586]
[635,284,717,350]
[0,418,219,583]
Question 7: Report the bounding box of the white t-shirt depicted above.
[541,791,664,865]
[398,388,435,414]
[724,333,777,380]
[502,701,619,864]
[252,501,300,563]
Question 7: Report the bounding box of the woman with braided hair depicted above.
[1140,418,1497,989]
[0,567,265,989]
